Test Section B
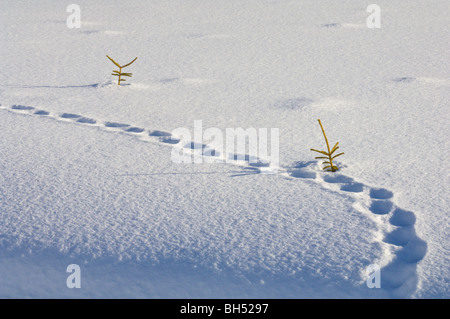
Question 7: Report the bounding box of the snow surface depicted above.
[0,0,448,298]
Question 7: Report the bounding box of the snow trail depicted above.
[0,102,428,298]
[288,164,427,298]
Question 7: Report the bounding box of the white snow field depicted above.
[0,0,448,298]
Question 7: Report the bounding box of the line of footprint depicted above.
[0,104,274,171]
[0,103,427,297]
[0,104,183,144]
[287,163,427,298]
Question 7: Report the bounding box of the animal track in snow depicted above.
[340,182,364,193]
[149,130,172,137]
[0,103,276,173]
[76,117,97,124]
[104,122,130,128]
[126,127,145,133]
[287,162,427,298]
[322,174,354,184]
[370,188,394,200]
[0,102,427,297]
[149,130,181,144]
[34,110,50,116]
[12,105,35,111]
[60,113,82,119]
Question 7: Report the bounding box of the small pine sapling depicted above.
[310,119,344,172]
[106,55,138,85]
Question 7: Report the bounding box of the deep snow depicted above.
[0,0,448,298]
